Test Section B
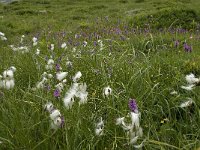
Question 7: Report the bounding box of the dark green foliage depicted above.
[130,8,200,29]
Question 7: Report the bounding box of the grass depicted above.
[0,0,200,149]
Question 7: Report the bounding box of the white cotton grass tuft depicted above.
[32,37,38,46]
[116,99,144,147]
[180,98,194,108]
[0,67,16,90]
[181,73,199,91]
[98,40,104,51]
[56,72,68,81]
[0,32,7,41]
[63,83,79,109]
[50,44,54,51]
[95,117,104,136]
[10,45,29,53]
[181,84,195,91]
[63,82,88,109]
[185,73,199,85]
[103,86,112,97]
[75,83,88,105]
[36,49,40,55]
[116,117,125,125]
[170,90,178,95]
[44,102,64,130]
[72,71,82,82]
[36,77,48,89]
[20,35,25,44]
[44,102,54,113]
[45,58,54,70]
[61,42,67,49]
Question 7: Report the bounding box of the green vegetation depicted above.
[0,0,200,149]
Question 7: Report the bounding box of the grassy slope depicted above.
[0,0,200,149]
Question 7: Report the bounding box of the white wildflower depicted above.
[95,117,104,136]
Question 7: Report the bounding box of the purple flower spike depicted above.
[175,40,179,48]
[129,99,138,113]
[184,43,192,52]
[54,89,60,98]
[55,64,61,72]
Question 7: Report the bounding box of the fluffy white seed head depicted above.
[185,73,199,85]
[103,86,112,97]
[44,102,54,113]
[50,109,61,121]
[73,71,82,82]
[56,72,68,81]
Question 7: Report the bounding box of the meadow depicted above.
[0,0,200,149]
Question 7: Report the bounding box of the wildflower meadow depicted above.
[0,0,200,149]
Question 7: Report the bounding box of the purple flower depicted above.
[55,64,61,72]
[54,89,60,98]
[184,43,192,52]
[129,99,138,113]
[175,40,179,48]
